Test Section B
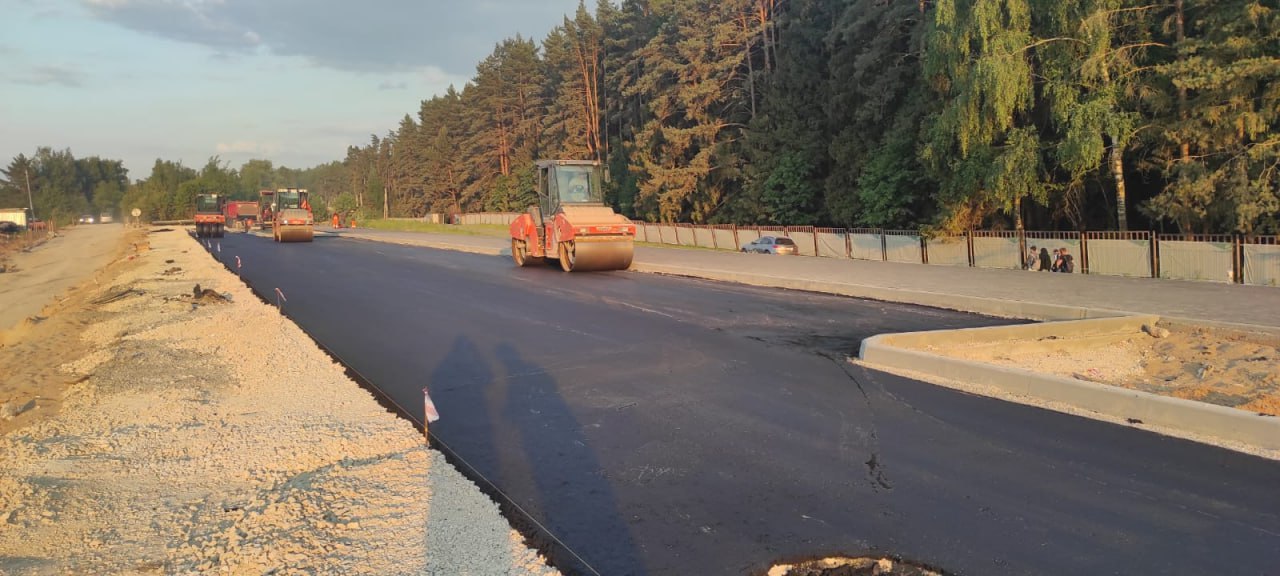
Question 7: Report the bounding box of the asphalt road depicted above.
[208,232,1280,576]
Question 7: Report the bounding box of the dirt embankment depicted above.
[0,228,559,575]
[921,325,1280,416]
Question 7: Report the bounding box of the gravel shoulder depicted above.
[0,228,559,575]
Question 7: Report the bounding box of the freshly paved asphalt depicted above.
[209,232,1280,576]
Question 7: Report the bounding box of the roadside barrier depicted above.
[442,213,1279,287]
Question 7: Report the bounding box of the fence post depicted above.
[880,230,887,261]
[966,230,975,267]
[921,236,929,264]
[1233,235,1242,284]
[1081,233,1089,274]
[1151,232,1159,278]
[845,229,852,259]
[813,228,820,257]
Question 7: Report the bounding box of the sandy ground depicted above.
[919,326,1280,416]
[0,224,123,333]
[0,228,559,575]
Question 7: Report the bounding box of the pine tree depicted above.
[1146,0,1280,233]
[738,0,832,225]
[825,0,935,228]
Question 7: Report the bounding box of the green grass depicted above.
[362,219,730,252]
[360,219,509,237]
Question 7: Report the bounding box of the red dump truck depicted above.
[223,200,260,231]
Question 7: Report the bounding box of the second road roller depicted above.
[271,188,315,242]
[509,160,635,272]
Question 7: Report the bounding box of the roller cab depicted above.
[510,160,635,272]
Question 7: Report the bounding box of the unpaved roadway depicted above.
[213,232,1280,576]
[0,223,123,332]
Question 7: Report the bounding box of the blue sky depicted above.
[1,0,584,179]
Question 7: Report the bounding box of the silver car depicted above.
[741,236,798,255]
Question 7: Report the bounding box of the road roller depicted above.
[194,194,225,238]
[271,188,314,242]
[509,160,635,272]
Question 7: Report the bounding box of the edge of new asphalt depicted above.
[333,229,1280,454]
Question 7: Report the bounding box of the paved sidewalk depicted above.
[333,228,1280,330]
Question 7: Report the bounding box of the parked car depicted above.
[741,236,798,255]
[78,214,96,224]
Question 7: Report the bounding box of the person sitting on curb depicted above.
[1026,245,1039,270]
[1058,247,1075,273]
[1051,248,1062,272]
[1038,247,1052,271]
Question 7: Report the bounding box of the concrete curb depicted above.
[859,317,1280,452]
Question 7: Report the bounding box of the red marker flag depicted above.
[422,386,440,423]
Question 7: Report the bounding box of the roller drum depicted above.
[560,238,633,272]
[277,226,314,243]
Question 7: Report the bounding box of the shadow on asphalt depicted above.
[430,337,644,576]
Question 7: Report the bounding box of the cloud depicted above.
[215,140,278,155]
[377,80,408,91]
[11,65,87,87]
[82,0,583,75]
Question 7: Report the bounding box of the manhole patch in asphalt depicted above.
[768,556,944,576]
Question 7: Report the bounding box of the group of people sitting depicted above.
[1026,245,1075,273]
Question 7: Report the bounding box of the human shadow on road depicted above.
[494,342,647,576]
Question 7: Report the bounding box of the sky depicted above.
[1,0,584,179]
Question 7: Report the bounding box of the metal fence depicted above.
[1243,236,1280,287]
[450,213,1279,287]
[457,213,520,226]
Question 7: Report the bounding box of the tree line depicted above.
[343,0,1278,234]
[3,0,1275,233]
[0,152,348,223]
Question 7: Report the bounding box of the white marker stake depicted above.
[422,386,440,441]
[217,242,221,253]
[274,287,287,313]
[235,256,242,276]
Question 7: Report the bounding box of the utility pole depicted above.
[24,167,34,219]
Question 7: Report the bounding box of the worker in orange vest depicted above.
[331,213,341,228]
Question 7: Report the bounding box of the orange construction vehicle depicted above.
[271,188,314,242]
[509,160,635,272]
[194,194,226,238]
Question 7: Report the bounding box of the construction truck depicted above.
[509,160,635,272]
[194,194,226,238]
[257,190,275,230]
[224,200,259,231]
[271,188,314,242]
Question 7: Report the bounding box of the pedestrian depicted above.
[1051,248,1062,272]
[1058,247,1075,273]
[1026,245,1039,270]
[332,213,341,229]
[1039,247,1052,271]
